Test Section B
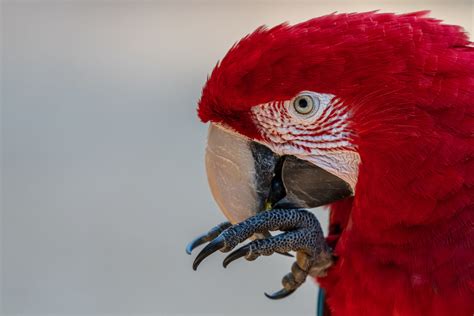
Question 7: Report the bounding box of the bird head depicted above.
[197,11,472,225]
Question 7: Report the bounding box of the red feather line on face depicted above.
[251,96,354,154]
[197,11,472,140]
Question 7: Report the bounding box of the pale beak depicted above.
[205,123,353,223]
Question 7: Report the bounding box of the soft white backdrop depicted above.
[2,1,473,315]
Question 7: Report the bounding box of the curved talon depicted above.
[264,288,296,300]
[186,222,232,254]
[192,236,225,270]
[189,209,331,300]
[223,244,251,268]
[186,234,210,255]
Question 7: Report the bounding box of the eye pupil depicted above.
[292,93,320,116]
[298,98,308,108]
[293,95,315,115]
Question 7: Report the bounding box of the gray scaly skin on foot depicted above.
[187,208,334,299]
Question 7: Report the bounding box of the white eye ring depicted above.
[292,94,319,115]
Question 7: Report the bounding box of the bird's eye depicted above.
[292,94,318,115]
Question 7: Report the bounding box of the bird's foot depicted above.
[186,208,334,299]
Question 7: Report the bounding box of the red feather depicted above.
[198,11,474,315]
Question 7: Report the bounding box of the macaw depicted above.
[186,11,474,316]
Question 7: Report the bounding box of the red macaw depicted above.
[187,11,474,316]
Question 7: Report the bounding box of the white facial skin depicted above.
[251,91,360,192]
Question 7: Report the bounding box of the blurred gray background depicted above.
[2,1,472,315]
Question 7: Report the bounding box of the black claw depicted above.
[264,288,296,300]
[223,244,251,268]
[186,234,209,255]
[277,251,294,257]
[186,222,232,255]
[192,236,225,271]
